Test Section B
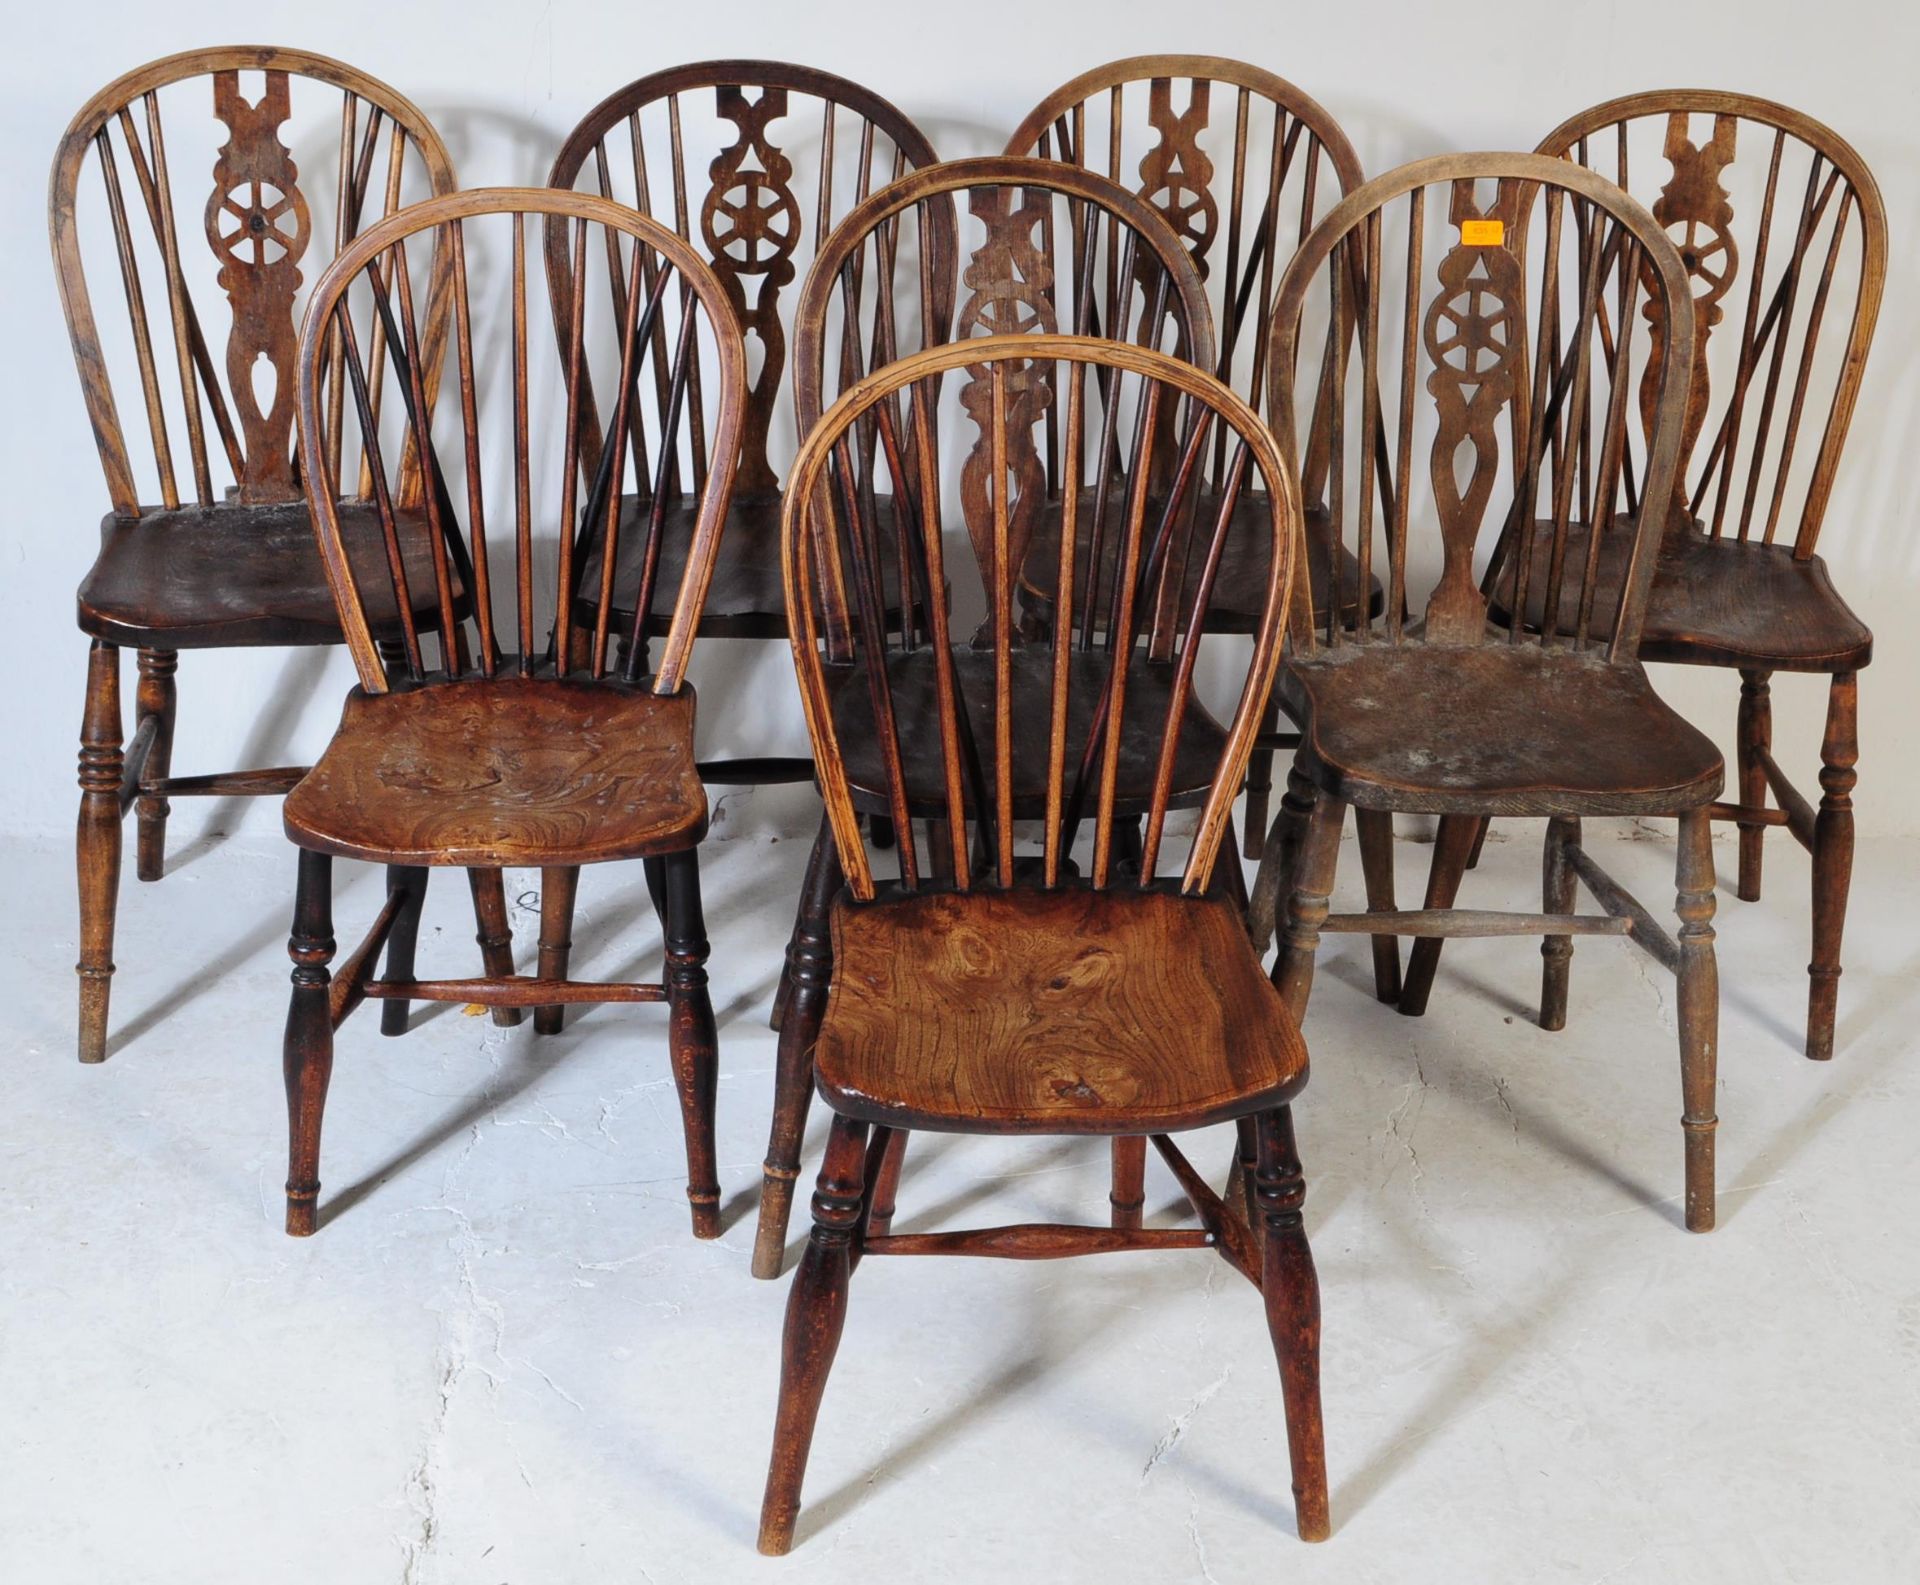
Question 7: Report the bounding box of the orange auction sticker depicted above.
[1460,218,1505,246]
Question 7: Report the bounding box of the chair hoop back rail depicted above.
[51,47,460,1062]
[1005,55,1373,852]
[1249,152,1731,1232]
[274,188,746,1236]
[758,333,1327,1553]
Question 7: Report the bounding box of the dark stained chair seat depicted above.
[283,676,706,867]
[1283,642,1724,816]
[828,645,1228,818]
[573,489,908,641]
[1493,519,1873,672]
[77,500,461,650]
[815,886,1308,1134]
[1020,492,1384,633]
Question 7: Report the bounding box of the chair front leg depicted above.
[1273,792,1346,1023]
[133,649,177,882]
[759,1112,870,1556]
[1247,764,1317,954]
[378,865,429,1037]
[76,639,124,1064]
[1397,814,1482,1018]
[1735,669,1773,902]
[1539,816,1580,1031]
[1675,808,1719,1233]
[660,850,721,1239]
[533,866,581,1035]
[1256,1106,1329,1542]
[465,868,523,1027]
[1809,671,1857,1062]
[755,818,841,1279]
[284,848,336,1237]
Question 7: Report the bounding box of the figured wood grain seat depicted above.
[283,677,706,866]
[77,500,460,650]
[828,647,1228,818]
[1022,498,1381,633]
[573,490,906,640]
[816,887,1307,1133]
[1492,520,1872,672]
[1283,644,1724,816]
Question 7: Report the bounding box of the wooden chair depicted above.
[1402,95,1886,1060]
[275,189,745,1236]
[1252,154,1730,1230]
[750,155,1217,1276]
[48,48,514,1063]
[1005,55,1380,859]
[757,333,1326,1553]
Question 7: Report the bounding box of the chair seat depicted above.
[1020,492,1384,633]
[1494,519,1872,672]
[283,676,707,866]
[77,499,460,650]
[815,886,1308,1134]
[1285,642,1724,816]
[573,489,908,641]
[829,645,1228,819]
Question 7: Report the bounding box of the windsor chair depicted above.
[750,154,1217,1275]
[757,333,1326,1554]
[275,189,745,1237]
[1400,95,1885,1061]
[536,62,939,1033]
[1006,56,1382,867]
[50,48,516,1065]
[1251,154,1729,1230]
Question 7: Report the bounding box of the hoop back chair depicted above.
[757,333,1326,1553]
[1414,95,1886,1060]
[544,61,939,743]
[1006,55,1378,851]
[50,48,484,1063]
[1251,154,1730,1230]
[276,189,746,1236]
[750,156,1218,1275]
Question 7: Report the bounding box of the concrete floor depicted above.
[3,817,1916,1583]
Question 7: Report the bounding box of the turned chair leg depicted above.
[755,819,842,1278]
[759,1113,870,1557]
[1808,671,1857,1062]
[771,814,835,1033]
[866,1128,908,1238]
[284,848,336,1237]
[1354,808,1400,1002]
[1675,809,1719,1233]
[1248,764,1317,953]
[134,649,177,882]
[1735,669,1773,903]
[659,850,721,1239]
[379,866,429,1037]
[1242,693,1283,861]
[1256,1106,1330,1542]
[534,866,581,1035]
[1234,1116,1260,1227]
[1274,792,1346,1022]
[76,639,124,1064]
[1398,815,1483,1018]
[1539,816,1580,1032]
[1109,1137,1147,1230]
[465,868,523,1028]
[1464,815,1489,870]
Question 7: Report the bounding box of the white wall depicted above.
[3,0,1915,849]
